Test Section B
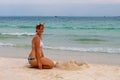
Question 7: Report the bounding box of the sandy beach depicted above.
[0,57,120,80]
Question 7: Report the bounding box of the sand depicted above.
[0,57,120,80]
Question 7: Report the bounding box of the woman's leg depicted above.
[29,59,38,68]
[40,57,54,69]
[29,57,54,69]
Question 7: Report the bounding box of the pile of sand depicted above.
[55,60,89,70]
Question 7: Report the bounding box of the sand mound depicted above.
[55,60,89,70]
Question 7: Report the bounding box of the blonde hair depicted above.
[36,23,44,32]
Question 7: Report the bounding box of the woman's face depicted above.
[37,26,44,35]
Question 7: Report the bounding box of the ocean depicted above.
[0,16,120,64]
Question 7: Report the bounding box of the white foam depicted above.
[45,46,120,53]
[1,32,35,36]
[0,42,14,47]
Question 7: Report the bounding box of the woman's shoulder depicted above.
[33,35,40,41]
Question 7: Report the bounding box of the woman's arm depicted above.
[34,36,42,69]
[41,49,44,57]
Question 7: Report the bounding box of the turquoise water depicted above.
[0,16,120,54]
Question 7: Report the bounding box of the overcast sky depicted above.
[0,0,120,16]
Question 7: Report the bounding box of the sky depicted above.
[0,0,120,16]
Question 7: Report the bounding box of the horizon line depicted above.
[0,15,120,17]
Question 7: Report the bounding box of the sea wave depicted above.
[45,46,120,53]
[0,42,15,47]
[0,43,120,53]
[75,38,106,42]
[46,26,120,30]
[0,32,35,36]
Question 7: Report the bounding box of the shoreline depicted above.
[0,47,120,65]
[0,57,120,80]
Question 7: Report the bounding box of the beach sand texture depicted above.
[0,57,120,80]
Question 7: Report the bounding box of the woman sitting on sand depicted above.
[28,23,54,69]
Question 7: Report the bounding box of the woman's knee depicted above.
[48,62,54,69]
[40,57,54,69]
